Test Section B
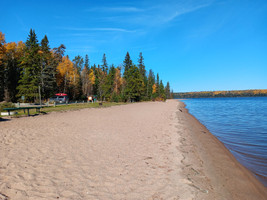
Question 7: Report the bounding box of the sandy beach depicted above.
[0,100,266,200]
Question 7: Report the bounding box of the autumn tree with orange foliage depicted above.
[56,56,79,95]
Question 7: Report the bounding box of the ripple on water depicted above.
[181,97,267,187]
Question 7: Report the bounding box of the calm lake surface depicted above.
[181,97,267,187]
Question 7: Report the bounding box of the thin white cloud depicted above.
[92,1,213,29]
[86,6,144,13]
[58,27,136,33]
[160,3,212,23]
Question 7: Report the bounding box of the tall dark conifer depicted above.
[138,52,146,79]
[147,69,155,99]
[72,55,84,99]
[159,80,165,99]
[156,73,160,97]
[138,52,146,99]
[17,29,41,102]
[101,53,108,74]
[124,65,144,102]
[40,35,56,99]
[84,54,89,70]
[165,82,171,99]
[103,64,116,100]
[123,52,132,78]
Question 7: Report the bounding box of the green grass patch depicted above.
[1,102,126,117]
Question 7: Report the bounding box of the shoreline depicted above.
[177,100,267,199]
[0,100,266,199]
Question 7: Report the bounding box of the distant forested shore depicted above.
[0,29,172,103]
[174,89,267,98]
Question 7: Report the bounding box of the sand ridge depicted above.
[0,100,266,199]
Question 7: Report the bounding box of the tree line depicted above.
[0,29,172,103]
[173,89,267,98]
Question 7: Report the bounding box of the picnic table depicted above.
[3,106,43,116]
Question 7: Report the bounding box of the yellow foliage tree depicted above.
[57,56,77,93]
[4,41,25,59]
[89,69,95,85]
[152,83,157,94]
[113,68,122,94]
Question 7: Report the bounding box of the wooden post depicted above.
[39,86,41,106]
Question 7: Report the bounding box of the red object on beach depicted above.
[55,93,68,96]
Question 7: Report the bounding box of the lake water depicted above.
[181,97,267,187]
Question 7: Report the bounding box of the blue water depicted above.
[181,97,267,187]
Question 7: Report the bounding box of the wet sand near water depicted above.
[0,100,266,199]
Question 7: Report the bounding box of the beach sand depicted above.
[0,100,266,200]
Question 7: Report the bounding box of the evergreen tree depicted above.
[98,54,109,100]
[101,53,108,74]
[72,55,84,99]
[92,64,99,96]
[124,65,144,102]
[123,52,132,78]
[81,55,89,98]
[52,44,66,94]
[97,65,105,100]
[138,52,147,100]
[165,81,171,99]
[52,44,66,64]
[156,73,160,97]
[84,54,89,69]
[40,35,56,99]
[17,29,41,102]
[73,55,84,73]
[147,69,155,99]
[159,80,166,100]
[103,64,116,100]
[138,52,146,79]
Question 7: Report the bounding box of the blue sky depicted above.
[1,0,266,92]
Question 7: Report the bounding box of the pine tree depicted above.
[81,66,89,97]
[124,65,144,102]
[159,80,166,100]
[97,64,105,100]
[138,52,146,79]
[123,52,132,78]
[97,54,109,100]
[17,29,41,102]
[92,64,99,96]
[103,64,115,100]
[138,52,147,100]
[84,54,89,69]
[165,81,171,99]
[40,35,56,99]
[147,69,155,99]
[101,53,108,74]
[52,44,66,64]
[156,73,160,97]
[72,55,84,99]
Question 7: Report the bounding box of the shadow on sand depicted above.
[0,118,11,122]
